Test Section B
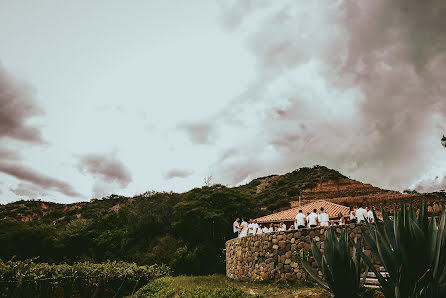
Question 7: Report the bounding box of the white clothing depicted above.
[256,227,263,234]
[262,227,269,233]
[307,212,318,226]
[233,221,240,233]
[367,210,374,223]
[356,208,368,222]
[268,227,273,233]
[350,211,357,222]
[295,213,306,227]
[239,221,248,237]
[247,223,255,235]
[281,224,286,230]
[318,213,330,226]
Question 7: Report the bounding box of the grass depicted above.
[131,274,331,298]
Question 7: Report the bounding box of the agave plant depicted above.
[300,229,369,298]
[359,201,446,298]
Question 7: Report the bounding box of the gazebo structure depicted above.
[255,200,350,228]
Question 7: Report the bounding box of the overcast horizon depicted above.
[1,0,446,204]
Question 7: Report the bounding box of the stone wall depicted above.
[226,224,370,282]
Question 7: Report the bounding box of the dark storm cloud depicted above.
[77,153,132,187]
[214,0,446,189]
[0,62,43,143]
[177,121,216,145]
[10,182,48,198]
[164,169,193,180]
[0,162,81,197]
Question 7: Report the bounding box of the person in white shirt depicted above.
[233,218,240,238]
[280,222,286,231]
[288,225,295,231]
[239,218,248,237]
[256,224,263,235]
[268,224,274,233]
[262,225,269,233]
[366,207,374,223]
[338,212,345,225]
[318,207,330,227]
[253,220,260,234]
[355,205,368,223]
[295,210,306,229]
[349,209,357,224]
[307,209,319,228]
[247,219,256,235]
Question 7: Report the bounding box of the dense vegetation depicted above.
[0,259,170,297]
[0,166,346,275]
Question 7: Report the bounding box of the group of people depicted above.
[232,218,288,238]
[233,204,375,238]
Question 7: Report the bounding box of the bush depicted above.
[0,259,171,297]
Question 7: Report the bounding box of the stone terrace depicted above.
[226,224,372,282]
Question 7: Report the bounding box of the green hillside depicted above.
[0,165,351,275]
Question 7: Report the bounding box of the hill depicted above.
[0,165,443,222]
[1,165,445,275]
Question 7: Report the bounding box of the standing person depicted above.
[355,204,368,223]
[280,222,286,231]
[338,212,345,225]
[349,208,357,223]
[248,219,256,235]
[366,207,374,223]
[239,218,248,237]
[307,209,319,228]
[262,224,269,233]
[318,207,329,227]
[268,223,274,233]
[233,218,240,238]
[295,210,306,229]
[256,224,263,235]
[253,220,260,234]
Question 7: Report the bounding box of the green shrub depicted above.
[133,276,246,298]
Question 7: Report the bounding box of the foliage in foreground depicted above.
[132,274,330,298]
[360,201,446,298]
[133,276,246,298]
[0,259,170,297]
[300,229,368,298]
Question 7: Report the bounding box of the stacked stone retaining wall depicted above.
[226,224,372,282]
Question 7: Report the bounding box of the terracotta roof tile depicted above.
[256,200,350,223]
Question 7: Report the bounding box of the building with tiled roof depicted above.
[256,200,350,224]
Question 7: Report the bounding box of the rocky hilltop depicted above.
[1,165,445,222]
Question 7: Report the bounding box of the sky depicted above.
[0,0,446,204]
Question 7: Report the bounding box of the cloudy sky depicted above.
[1,0,445,204]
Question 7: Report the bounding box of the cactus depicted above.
[360,201,446,298]
[300,229,369,298]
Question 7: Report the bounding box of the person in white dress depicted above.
[307,209,319,228]
[318,207,330,227]
[233,218,240,238]
[366,207,374,223]
[355,205,368,223]
[239,218,248,237]
[295,210,306,229]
